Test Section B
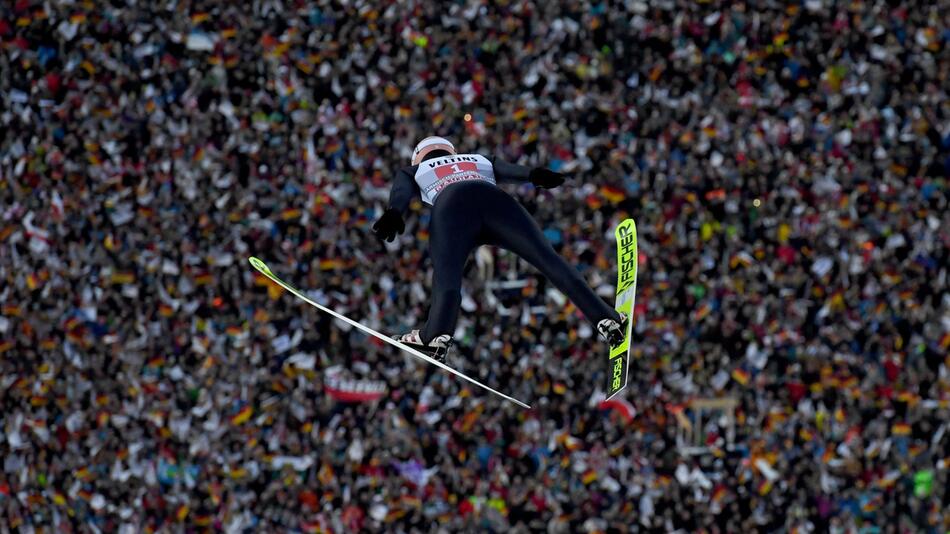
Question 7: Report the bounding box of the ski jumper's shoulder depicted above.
[386,164,422,215]
[399,164,420,175]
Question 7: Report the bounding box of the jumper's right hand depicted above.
[372,208,405,242]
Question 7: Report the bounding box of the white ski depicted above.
[248,257,531,409]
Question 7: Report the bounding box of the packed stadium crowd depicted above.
[1,0,948,532]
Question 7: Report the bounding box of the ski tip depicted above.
[248,257,270,274]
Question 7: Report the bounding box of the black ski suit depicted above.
[386,156,617,344]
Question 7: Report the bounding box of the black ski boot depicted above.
[597,312,628,347]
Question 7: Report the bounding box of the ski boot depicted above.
[597,312,628,347]
[393,330,453,364]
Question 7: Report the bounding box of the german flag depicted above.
[190,12,210,23]
[585,194,603,210]
[600,184,625,204]
[231,405,253,426]
[3,305,22,316]
[111,272,135,284]
[455,408,482,433]
[581,469,597,485]
[878,472,899,490]
[386,508,407,522]
[270,42,291,58]
[756,479,773,495]
[861,496,881,513]
[317,463,334,486]
[69,13,87,24]
[0,340,13,354]
[892,422,911,436]
[253,308,269,322]
[692,301,712,321]
[176,504,189,522]
[896,391,917,404]
[400,494,422,508]
[711,485,727,503]
[194,272,213,286]
[26,273,40,290]
[281,208,302,220]
[731,368,751,386]
[319,258,343,271]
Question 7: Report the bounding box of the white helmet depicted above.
[411,136,456,165]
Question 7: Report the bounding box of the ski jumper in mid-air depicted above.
[373,136,626,362]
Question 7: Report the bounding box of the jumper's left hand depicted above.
[529,168,565,189]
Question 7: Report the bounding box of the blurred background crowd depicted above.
[2,0,949,532]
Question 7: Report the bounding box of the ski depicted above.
[607,219,638,399]
[248,257,531,409]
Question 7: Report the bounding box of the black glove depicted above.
[372,208,405,242]
[529,168,566,189]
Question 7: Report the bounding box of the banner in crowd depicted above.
[324,374,387,402]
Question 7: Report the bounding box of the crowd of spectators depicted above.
[1,0,948,532]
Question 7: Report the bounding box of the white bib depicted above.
[413,153,496,205]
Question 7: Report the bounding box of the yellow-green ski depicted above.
[607,219,637,398]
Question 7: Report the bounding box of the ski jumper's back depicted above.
[412,154,496,205]
[387,154,531,211]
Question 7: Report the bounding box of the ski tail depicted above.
[607,219,638,399]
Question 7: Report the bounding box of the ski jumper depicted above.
[387,154,617,344]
